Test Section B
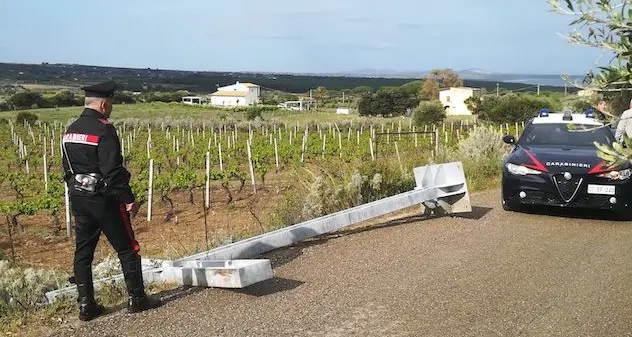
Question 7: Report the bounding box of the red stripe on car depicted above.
[523,150,549,172]
[588,160,616,174]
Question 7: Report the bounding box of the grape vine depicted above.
[0,116,519,240]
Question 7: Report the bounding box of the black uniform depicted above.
[62,80,160,321]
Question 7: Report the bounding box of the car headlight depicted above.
[597,168,632,180]
[506,163,543,175]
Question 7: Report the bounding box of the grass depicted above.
[0,102,477,126]
[0,102,234,123]
[20,84,79,93]
[0,297,75,337]
[0,281,179,337]
[0,103,360,124]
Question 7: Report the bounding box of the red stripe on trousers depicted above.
[118,203,140,253]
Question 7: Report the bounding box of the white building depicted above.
[210,81,261,107]
[181,96,207,105]
[277,99,316,111]
[439,87,481,116]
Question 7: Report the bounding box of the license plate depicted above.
[587,184,616,195]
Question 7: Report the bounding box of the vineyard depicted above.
[0,114,523,272]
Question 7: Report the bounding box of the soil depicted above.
[0,177,291,274]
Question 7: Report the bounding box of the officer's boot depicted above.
[122,258,162,313]
[75,267,105,321]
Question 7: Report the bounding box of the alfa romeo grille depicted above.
[552,174,583,202]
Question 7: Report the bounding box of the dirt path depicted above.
[49,189,632,337]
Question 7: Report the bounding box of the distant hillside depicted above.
[0,62,578,94]
[338,68,583,87]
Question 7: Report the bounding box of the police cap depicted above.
[81,80,118,98]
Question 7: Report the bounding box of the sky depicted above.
[0,0,610,75]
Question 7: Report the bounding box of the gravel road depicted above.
[50,189,632,337]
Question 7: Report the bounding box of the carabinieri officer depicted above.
[62,80,161,321]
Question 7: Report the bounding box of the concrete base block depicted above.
[414,161,471,215]
[166,259,273,288]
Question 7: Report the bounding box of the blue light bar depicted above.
[584,108,595,118]
[539,108,550,117]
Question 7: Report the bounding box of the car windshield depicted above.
[518,123,615,147]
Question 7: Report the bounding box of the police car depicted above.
[501,108,632,216]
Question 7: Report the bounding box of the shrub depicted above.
[571,98,596,114]
[267,186,305,229]
[270,160,415,228]
[457,125,509,162]
[15,112,38,124]
[246,106,264,121]
[472,93,562,123]
[230,105,278,113]
[433,125,510,191]
[413,101,446,125]
[300,175,329,220]
[0,261,68,319]
[352,160,415,201]
[93,255,122,279]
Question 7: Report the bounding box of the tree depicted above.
[420,78,440,101]
[467,93,562,123]
[350,86,373,95]
[413,101,446,125]
[358,86,420,116]
[399,81,423,96]
[50,90,81,107]
[171,90,191,102]
[8,91,44,109]
[314,86,328,107]
[549,0,632,166]
[420,69,463,100]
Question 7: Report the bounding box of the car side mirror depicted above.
[503,134,516,144]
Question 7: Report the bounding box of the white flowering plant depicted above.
[0,260,69,318]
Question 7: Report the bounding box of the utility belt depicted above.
[67,172,106,196]
[62,139,107,196]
